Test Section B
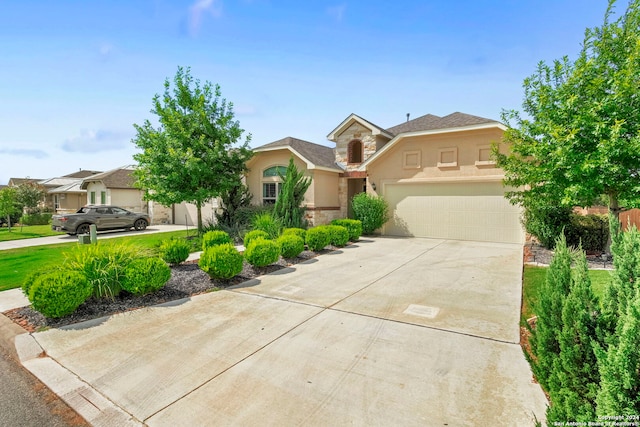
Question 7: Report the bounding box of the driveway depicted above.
[15,237,547,426]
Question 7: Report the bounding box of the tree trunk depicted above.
[606,193,622,255]
[196,200,203,235]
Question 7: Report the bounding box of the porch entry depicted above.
[347,178,366,218]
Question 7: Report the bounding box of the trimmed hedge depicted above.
[28,270,92,318]
[244,238,281,267]
[566,214,609,252]
[277,234,305,258]
[327,225,349,247]
[243,229,270,247]
[331,219,362,241]
[121,257,171,296]
[306,226,331,252]
[282,227,306,241]
[199,243,244,280]
[20,212,53,226]
[202,230,233,250]
[160,238,191,265]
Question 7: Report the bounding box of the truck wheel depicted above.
[134,219,148,231]
[76,224,91,235]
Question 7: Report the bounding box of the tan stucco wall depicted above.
[247,150,340,208]
[366,128,507,193]
[56,193,85,213]
[84,182,146,212]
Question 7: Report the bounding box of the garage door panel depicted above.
[385,183,523,244]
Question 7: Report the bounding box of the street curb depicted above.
[15,333,142,427]
[0,313,26,360]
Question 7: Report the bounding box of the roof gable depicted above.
[327,114,393,142]
[81,166,137,189]
[252,137,341,172]
[385,112,497,135]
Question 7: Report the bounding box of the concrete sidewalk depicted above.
[9,237,547,426]
[0,224,193,251]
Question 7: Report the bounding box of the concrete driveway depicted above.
[15,237,547,426]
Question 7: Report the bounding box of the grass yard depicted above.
[0,230,194,292]
[0,225,59,242]
[522,265,612,321]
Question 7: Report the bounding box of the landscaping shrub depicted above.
[272,157,311,229]
[198,243,243,280]
[243,229,270,247]
[566,214,609,253]
[28,270,92,318]
[331,219,362,241]
[282,227,306,240]
[251,212,282,239]
[19,212,53,226]
[244,238,280,267]
[305,226,331,252]
[22,270,46,298]
[63,242,144,299]
[277,234,305,258]
[202,230,233,250]
[327,225,349,247]
[351,193,390,235]
[121,257,171,296]
[522,204,573,249]
[160,238,191,265]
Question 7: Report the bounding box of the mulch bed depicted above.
[3,249,331,333]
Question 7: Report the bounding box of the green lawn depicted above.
[0,230,195,292]
[522,265,612,321]
[0,225,59,242]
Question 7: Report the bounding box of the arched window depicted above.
[262,166,287,204]
[348,140,363,164]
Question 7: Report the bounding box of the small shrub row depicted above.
[244,238,280,267]
[202,230,233,250]
[160,238,191,265]
[331,219,362,241]
[199,243,244,280]
[23,242,172,318]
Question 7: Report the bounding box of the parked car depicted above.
[51,205,150,235]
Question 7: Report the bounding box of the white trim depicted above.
[357,122,506,171]
[327,114,394,141]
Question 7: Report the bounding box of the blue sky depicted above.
[0,0,610,185]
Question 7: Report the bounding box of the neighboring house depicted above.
[81,166,148,213]
[8,171,102,213]
[80,165,218,226]
[246,112,524,244]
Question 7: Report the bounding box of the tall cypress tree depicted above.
[273,157,311,229]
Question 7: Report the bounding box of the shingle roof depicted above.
[63,170,102,178]
[385,112,498,135]
[81,167,137,189]
[254,137,339,170]
[7,178,43,186]
[48,181,85,194]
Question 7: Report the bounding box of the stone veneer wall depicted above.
[334,122,377,171]
[149,202,172,225]
[305,208,343,227]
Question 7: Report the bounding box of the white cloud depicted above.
[188,0,223,36]
[327,4,347,22]
[62,129,131,153]
[0,148,49,159]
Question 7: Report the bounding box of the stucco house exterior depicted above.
[246,112,524,244]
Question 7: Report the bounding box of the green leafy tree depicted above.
[15,182,45,214]
[0,187,20,231]
[495,0,640,239]
[132,66,253,232]
[272,157,311,229]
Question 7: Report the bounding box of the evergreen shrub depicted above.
[243,229,270,247]
[327,225,349,247]
[244,238,280,267]
[331,219,362,241]
[277,234,305,258]
[28,270,92,318]
[202,230,233,250]
[305,226,331,251]
[198,243,243,280]
[121,257,171,296]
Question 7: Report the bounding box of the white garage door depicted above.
[384,181,524,244]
